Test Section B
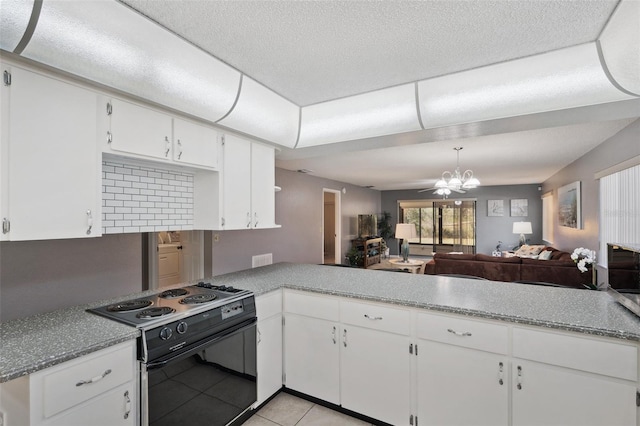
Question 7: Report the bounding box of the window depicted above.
[598,163,640,267]
[399,200,476,254]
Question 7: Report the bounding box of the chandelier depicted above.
[433,147,480,196]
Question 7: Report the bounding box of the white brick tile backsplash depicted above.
[102,160,194,233]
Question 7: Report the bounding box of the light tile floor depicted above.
[244,393,375,426]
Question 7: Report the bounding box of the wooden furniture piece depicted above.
[351,237,382,268]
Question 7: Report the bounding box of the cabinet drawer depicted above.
[256,290,282,320]
[284,290,339,321]
[340,300,410,335]
[39,341,135,418]
[417,312,508,354]
[513,327,638,380]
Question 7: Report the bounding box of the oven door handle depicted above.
[145,317,257,370]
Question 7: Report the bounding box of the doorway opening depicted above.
[323,189,341,264]
[147,230,205,290]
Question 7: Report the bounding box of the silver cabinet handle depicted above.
[246,212,251,228]
[106,131,112,144]
[517,365,523,390]
[177,139,183,159]
[257,326,262,344]
[254,212,258,227]
[164,136,170,157]
[332,326,336,344]
[86,209,93,235]
[343,329,347,347]
[76,369,111,386]
[364,314,383,320]
[498,361,504,385]
[123,390,131,419]
[447,328,472,337]
[2,218,9,234]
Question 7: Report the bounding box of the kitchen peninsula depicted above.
[2,263,639,425]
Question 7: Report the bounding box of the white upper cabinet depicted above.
[250,143,276,229]
[222,134,252,230]
[1,63,100,240]
[106,98,173,162]
[221,134,277,230]
[173,118,220,170]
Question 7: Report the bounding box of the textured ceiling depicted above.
[118,0,619,106]
[277,118,636,191]
[114,0,637,190]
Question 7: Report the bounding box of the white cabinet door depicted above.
[256,313,283,406]
[173,118,219,169]
[417,340,508,426]
[250,143,275,228]
[0,66,9,241]
[222,134,251,229]
[341,325,411,426]
[5,66,100,240]
[284,314,340,405]
[108,98,172,161]
[44,383,134,426]
[512,360,637,426]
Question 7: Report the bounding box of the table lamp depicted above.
[513,221,532,247]
[395,223,417,263]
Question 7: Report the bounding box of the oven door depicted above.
[141,318,257,426]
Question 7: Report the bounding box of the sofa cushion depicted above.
[521,258,576,267]
[476,253,522,263]
[434,253,477,261]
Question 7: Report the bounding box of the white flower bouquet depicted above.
[571,247,596,273]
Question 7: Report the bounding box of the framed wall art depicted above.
[558,181,581,228]
[487,200,504,216]
[510,199,528,217]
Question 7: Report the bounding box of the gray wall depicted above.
[381,184,543,255]
[210,168,381,275]
[0,234,142,322]
[541,119,640,253]
[0,168,379,321]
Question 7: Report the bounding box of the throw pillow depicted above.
[514,244,546,257]
[538,250,552,260]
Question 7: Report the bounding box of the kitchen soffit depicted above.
[117,0,619,107]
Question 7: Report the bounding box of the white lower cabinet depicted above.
[511,326,638,426]
[256,290,283,407]
[512,360,636,426]
[416,311,510,426]
[284,314,341,404]
[417,341,509,426]
[341,325,411,425]
[0,341,137,426]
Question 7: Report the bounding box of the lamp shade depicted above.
[513,222,532,234]
[395,223,417,240]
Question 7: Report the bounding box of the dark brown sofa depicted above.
[425,248,593,288]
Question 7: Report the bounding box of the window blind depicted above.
[599,164,640,267]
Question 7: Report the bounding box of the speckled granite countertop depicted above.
[2,262,640,383]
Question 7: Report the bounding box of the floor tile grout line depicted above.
[293,402,316,425]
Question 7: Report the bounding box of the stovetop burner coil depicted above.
[107,299,153,312]
[159,288,189,298]
[180,294,217,304]
[136,306,175,318]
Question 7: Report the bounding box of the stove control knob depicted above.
[176,321,188,334]
[159,326,172,340]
